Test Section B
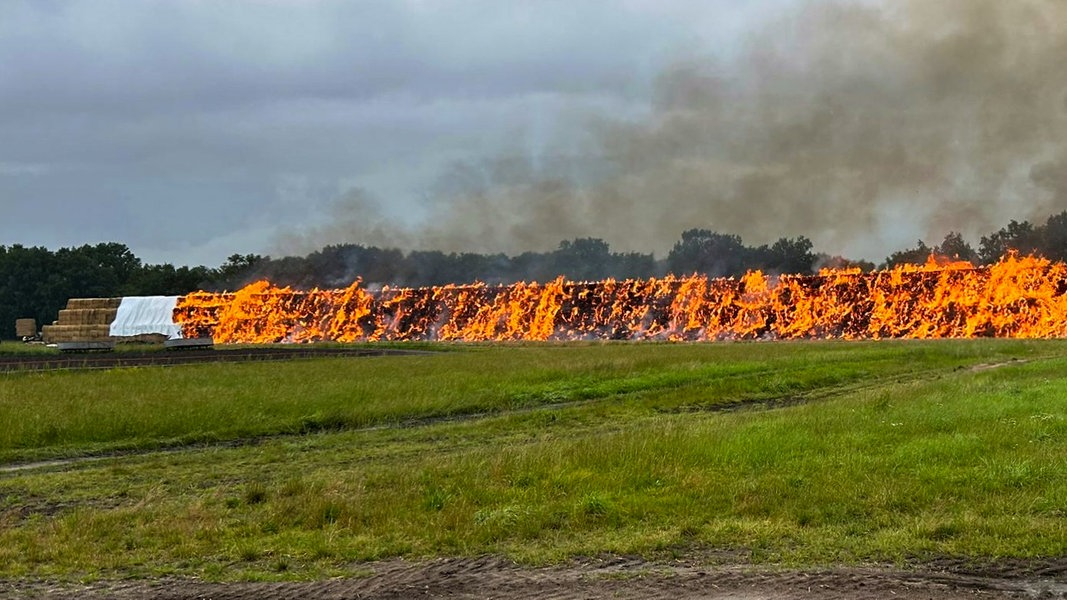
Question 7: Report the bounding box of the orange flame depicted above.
[173,253,1067,343]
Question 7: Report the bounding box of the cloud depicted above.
[281,0,1067,263]
[13,0,1061,269]
[1,0,716,265]
[0,162,50,177]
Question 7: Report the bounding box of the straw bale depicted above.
[65,298,122,310]
[45,325,112,335]
[42,324,114,343]
[56,308,119,326]
[46,335,116,343]
[16,319,37,337]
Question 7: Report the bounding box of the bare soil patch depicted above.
[968,358,1028,372]
[3,556,1065,600]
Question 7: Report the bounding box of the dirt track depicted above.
[3,556,1065,599]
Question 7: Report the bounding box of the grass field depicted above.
[0,341,56,354]
[0,340,1064,581]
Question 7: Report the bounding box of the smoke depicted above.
[274,188,402,253]
[278,0,1067,261]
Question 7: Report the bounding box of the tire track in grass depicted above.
[2,556,1064,599]
[0,356,1041,476]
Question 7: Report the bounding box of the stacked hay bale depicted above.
[15,318,38,339]
[41,298,121,344]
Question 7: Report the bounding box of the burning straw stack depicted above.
[41,298,121,344]
[172,254,1067,343]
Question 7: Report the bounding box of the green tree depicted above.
[882,240,932,269]
[552,238,612,281]
[754,236,816,274]
[934,232,979,263]
[212,253,265,289]
[667,229,748,277]
[979,221,1038,264]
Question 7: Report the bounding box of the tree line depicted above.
[4,212,1067,338]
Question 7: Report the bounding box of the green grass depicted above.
[0,341,56,354]
[0,340,1064,581]
[0,340,1049,463]
[0,341,167,354]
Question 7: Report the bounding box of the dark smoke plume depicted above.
[279,0,1067,261]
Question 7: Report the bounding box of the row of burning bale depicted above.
[171,278,916,343]
[171,256,1067,343]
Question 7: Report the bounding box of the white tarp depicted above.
[109,296,183,339]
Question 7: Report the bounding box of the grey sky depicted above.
[3,0,1065,268]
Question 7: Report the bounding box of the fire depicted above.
[173,253,1067,343]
